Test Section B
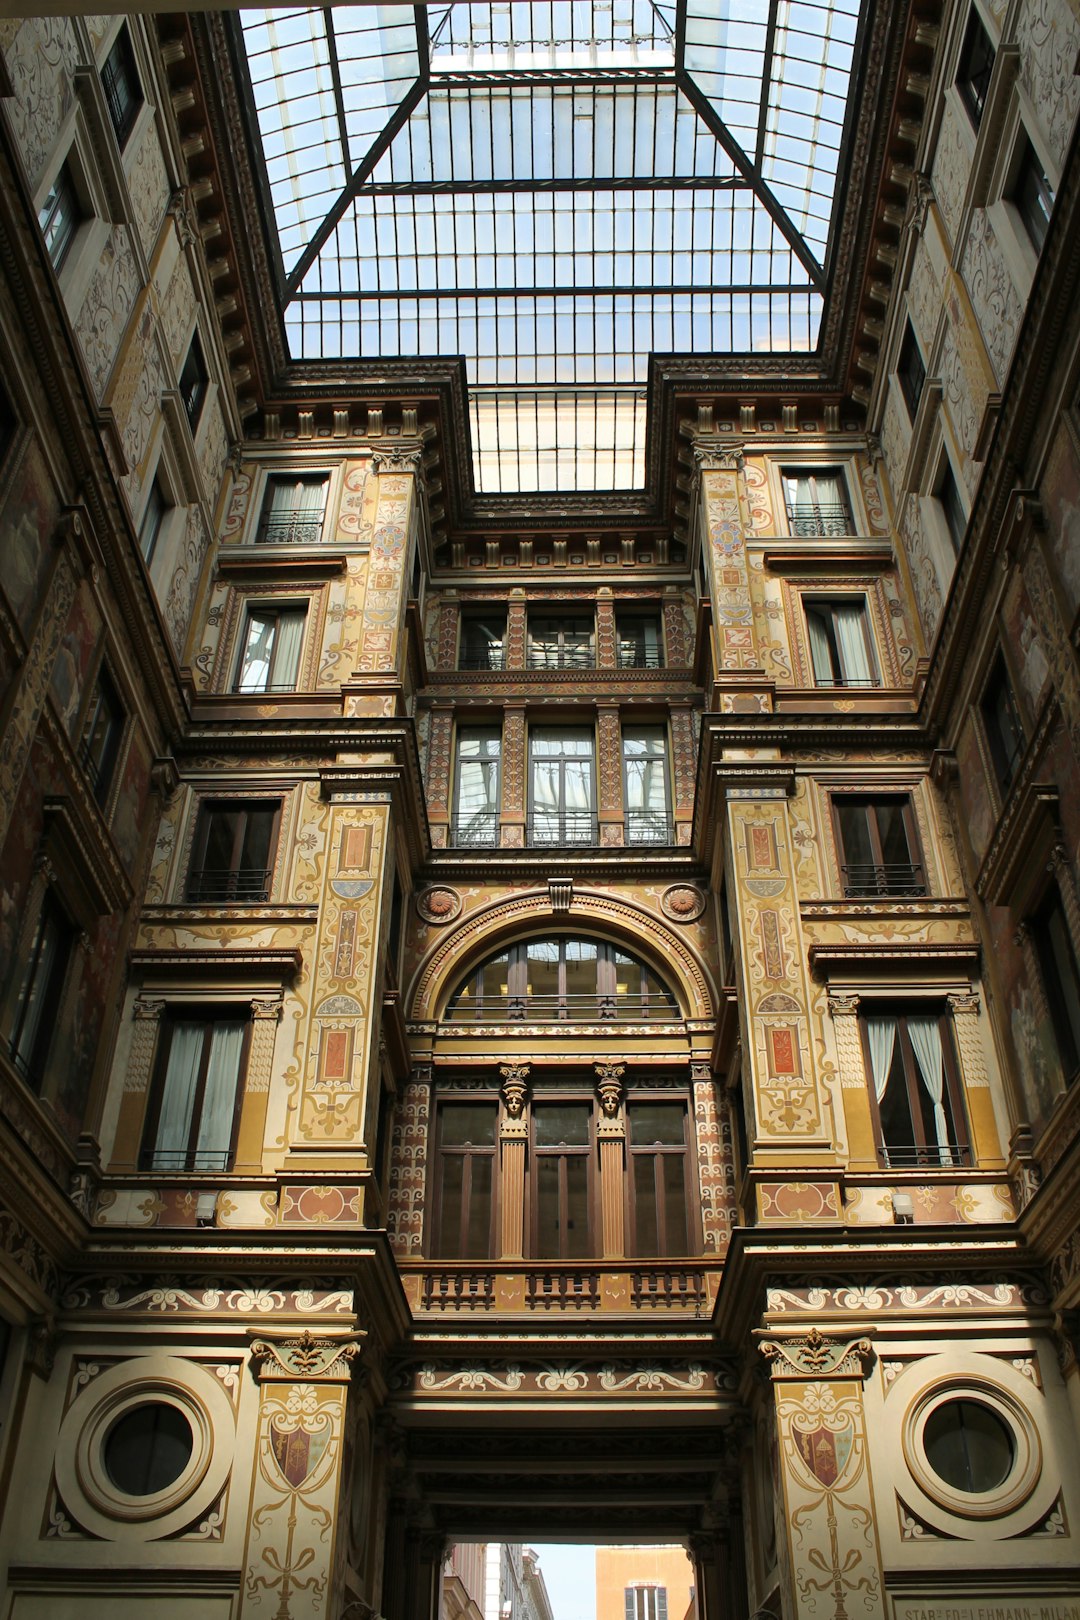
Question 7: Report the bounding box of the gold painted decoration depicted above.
[416,885,463,924]
[660,884,706,921]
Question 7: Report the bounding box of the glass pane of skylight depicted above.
[430,0,675,69]
[470,389,648,491]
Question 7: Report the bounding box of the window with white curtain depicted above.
[234,604,306,693]
[529,727,596,845]
[804,597,879,686]
[453,727,501,846]
[255,474,329,544]
[142,1013,249,1171]
[781,468,852,536]
[861,1006,969,1168]
[622,724,671,843]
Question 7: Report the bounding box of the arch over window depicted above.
[446,935,680,1022]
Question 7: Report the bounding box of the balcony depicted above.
[526,646,595,670]
[786,502,852,537]
[185,867,272,903]
[140,1148,233,1172]
[416,1261,709,1314]
[624,811,676,846]
[457,646,506,671]
[450,813,500,847]
[447,991,680,1022]
[527,811,599,846]
[841,862,926,898]
[255,514,324,545]
[617,644,664,669]
[878,1143,972,1169]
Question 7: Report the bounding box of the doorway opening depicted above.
[442,1542,697,1620]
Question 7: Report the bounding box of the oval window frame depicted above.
[902,1381,1040,1520]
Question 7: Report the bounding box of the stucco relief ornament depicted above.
[416,885,462,924]
[595,1062,625,1116]
[661,884,706,922]
[500,1063,530,1117]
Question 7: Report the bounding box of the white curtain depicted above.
[806,609,835,683]
[833,601,875,683]
[908,1015,950,1157]
[155,1023,204,1163]
[272,611,305,690]
[865,1015,896,1102]
[238,616,273,692]
[195,1020,245,1166]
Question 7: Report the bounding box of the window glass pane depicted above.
[38,167,79,272]
[535,1158,562,1255]
[534,1104,590,1146]
[633,1157,660,1254]
[203,807,243,871]
[629,1103,686,1145]
[241,806,277,871]
[463,1156,493,1258]
[564,1156,590,1257]
[440,1103,497,1147]
[479,951,511,1002]
[563,939,598,998]
[526,940,560,998]
[104,1405,192,1497]
[924,1400,1014,1492]
[439,1154,465,1249]
[101,26,142,149]
[878,1041,916,1150]
[836,801,874,867]
[661,1156,689,1252]
[875,800,911,865]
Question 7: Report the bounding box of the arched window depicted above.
[446,936,680,1021]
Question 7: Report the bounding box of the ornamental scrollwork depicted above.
[249,1329,365,1382]
[759,1326,874,1380]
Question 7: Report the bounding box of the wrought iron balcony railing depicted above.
[457,647,506,671]
[255,514,324,545]
[813,675,882,688]
[449,991,680,1023]
[841,862,926,898]
[450,813,500,848]
[617,644,664,669]
[624,812,676,846]
[141,1148,234,1172]
[527,812,599,846]
[785,502,853,537]
[526,645,595,669]
[878,1143,972,1169]
[185,867,272,903]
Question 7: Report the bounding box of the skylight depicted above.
[237,0,864,492]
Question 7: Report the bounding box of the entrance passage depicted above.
[443,1544,697,1620]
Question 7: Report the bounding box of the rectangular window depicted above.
[38,166,81,273]
[179,333,207,432]
[529,728,596,845]
[0,376,16,463]
[8,893,72,1090]
[459,613,506,670]
[980,653,1025,794]
[1010,136,1055,254]
[79,666,125,807]
[433,1101,498,1259]
[142,1014,248,1171]
[453,727,501,847]
[186,800,279,903]
[622,725,672,844]
[1030,887,1080,1085]
[957,7,995,128]
[139,476,168,567]
[782,469,853,537]
[805,597,879,686]
[531,1101,594,1260]
[936,460,966,555]
[255,474,328,545]
[101,25,142,149]
[861,1007,969,1168]
[616,613,663,668]
[628,1102,690,1256]
[626,1590,668,1620]
[235,605,306,694]
[527,615,594,670]
[833,795,925,897]
[897,322,926,421]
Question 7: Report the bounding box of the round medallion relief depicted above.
[661,884,706,922]
[416,885,463,924]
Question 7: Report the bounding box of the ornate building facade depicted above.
[0,1,1079,1617]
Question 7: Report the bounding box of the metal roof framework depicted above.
[235,1,866,490]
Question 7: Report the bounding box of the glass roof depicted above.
[238,0,864,492]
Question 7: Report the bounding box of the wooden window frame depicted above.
[526,614,596,670]
[979,650,1026,797]
[458,611,507,670]
[956,6,996,129]
[859,1005,971,1170]
[179,333,208,434]
[233,601,308,694]
[897,322,927,421]
[831,793,926,898]
[452,725,502,847]
[529,1094,598,1261]
[430,1095,500,1260]
[615,611,664,669]
[803,594,880,687]
[781,466,854,537]
[626,1094,694,1258]
[7,891,74,1092]
[1028,883,1080,1086]
[140,1008,252,1173]
[186,799,281,904]
[255,473,330,545]
[528,726,597,846]
[101,24,142,150]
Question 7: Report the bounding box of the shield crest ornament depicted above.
[793,1417,855,1488]
[270,1419,329,1488]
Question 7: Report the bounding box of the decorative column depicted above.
[435,595,459,671]
[499,1062,530,1259]
[670,704,698,844]
[596,588,617,668]
[424,705,454,848]
[691,1060,734,1254]
[500,703,527,848]
[826,990,876,1167]
[342,447,422,716]
[505,591,527,671]
[110,994,165,1167]
[234,994,284,1170]
[759,1329,885,1620]
[241,1330,364,1620]
[596,702,623,846]
[595,1062,625,1258]
[690,1519,748,1620]
[386,1063,432,1258]
[663,587,691,667]
[946,988,999,1166]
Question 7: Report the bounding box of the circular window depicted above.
[923,1398,1015,1493]
[103,1402,194,1497]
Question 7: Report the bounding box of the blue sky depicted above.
[531,1544,597,1620]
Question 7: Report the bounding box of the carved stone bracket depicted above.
[759,1327,875,1381]
[500,1063,531,1118]
[692,444,744,473]
[595,1062,626,1117]
[249,1329,365,1383]
[371,447,423,475]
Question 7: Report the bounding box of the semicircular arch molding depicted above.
[407,888,717,1023]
